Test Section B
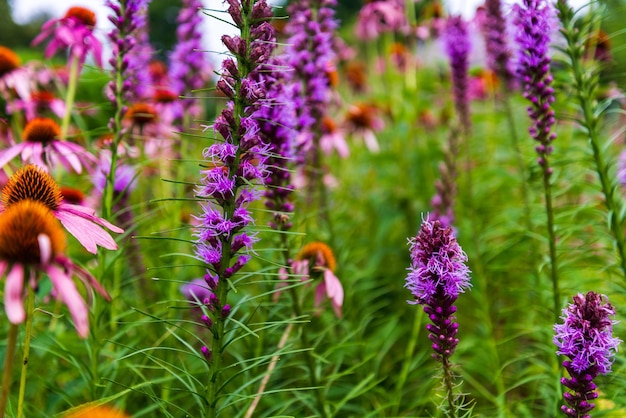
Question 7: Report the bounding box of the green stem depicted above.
[0,323,19,417]
[442,356,457,418]
[16,287,35,418]
[60,55,81,141]
[542,170,560,323]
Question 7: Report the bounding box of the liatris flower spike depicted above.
[554,292,621,417]
[406,219,471,361]
[444,16,471,134]
[0,199,110,337]
[1,165,123,254]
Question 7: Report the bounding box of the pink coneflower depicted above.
[0,199,110,337]
[0,46,20,78]
[344,102,384,153]
[320,116,349,158]
[0,117,96,173]
[32,6,103,69]
[294,242,344,317]
[1,165,123,254]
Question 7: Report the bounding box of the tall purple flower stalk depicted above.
[514,0,556,174]
[254,57,297,231]
[405,218,471,415]
[284,0,338,168]
[480,0,516,90]
[554,292,621,417]
[514,0,560,319]
[431,130,460,229]
[444,16,471,134]
[104,0,150,218]
[193,0,275,414]
[168,0,208,122]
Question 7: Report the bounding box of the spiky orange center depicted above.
[346,103,377,129]
[64,6,97,28]
[126,103,157,125]
[59,187,85,205]
[296,242,337,272]
[23,117,61,144]
[321,116,337,134]
[154,89,178,103]
[0,200,65,264]
[2,165,63,210]
[0,46,20,77]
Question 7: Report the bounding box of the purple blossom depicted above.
[554,292,621,417]
[193,0,276,285]
[479,0,516,90]
[514,0,557,172]
[105,0,151,117]
[168,0,209,121]
[253,57,297,230]
[284,0,338,165]
[405,219,471,361]
[444,16,471,134]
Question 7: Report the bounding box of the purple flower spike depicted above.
[444,16,471,134]
[554,292,621,417]
[514,0,557,173]
[479,0,516,90]
[405,219,471,361]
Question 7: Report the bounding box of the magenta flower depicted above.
[444,16,471,133]
[32,6,103,69]
[0,117,97,174]
[554,292,621,417]
[406,218,471,359]
[1,165,123,254]
[0,199,110,337]
[355,0,409,41]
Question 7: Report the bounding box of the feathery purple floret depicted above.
[169,0,208,120]
[354,0,409,41]
[406,219,471,361]
[284,0,338,163]
[193,0,276,284]
[554,292,621,417]
[444,16,471,133]
[480,0,516,90]
[514,0,556,172]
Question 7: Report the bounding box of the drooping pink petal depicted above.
[46,264,89,338]
[324,269,344,317]
[314,280,327,310]
[5,263,25,324]
[55,209,120,253]
[56,254,111,301]
[0,142,27,169]
[38,233,52,265]
[60,203,124,233]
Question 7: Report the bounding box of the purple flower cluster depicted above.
[105,0,151,115]
[479,0,516,90]
[284,0,338,163]
[193,0,275,288]
[406,219,471,361]
[168,0,209,120]
[444,16,471,134]
[253,57,297,230]
[514,0,556,173]
[354,0,409,41]
[554,292,621,417]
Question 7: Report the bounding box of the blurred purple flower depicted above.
[479,0,516,90]
[514,0,556,172]
[444,16,471,133]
